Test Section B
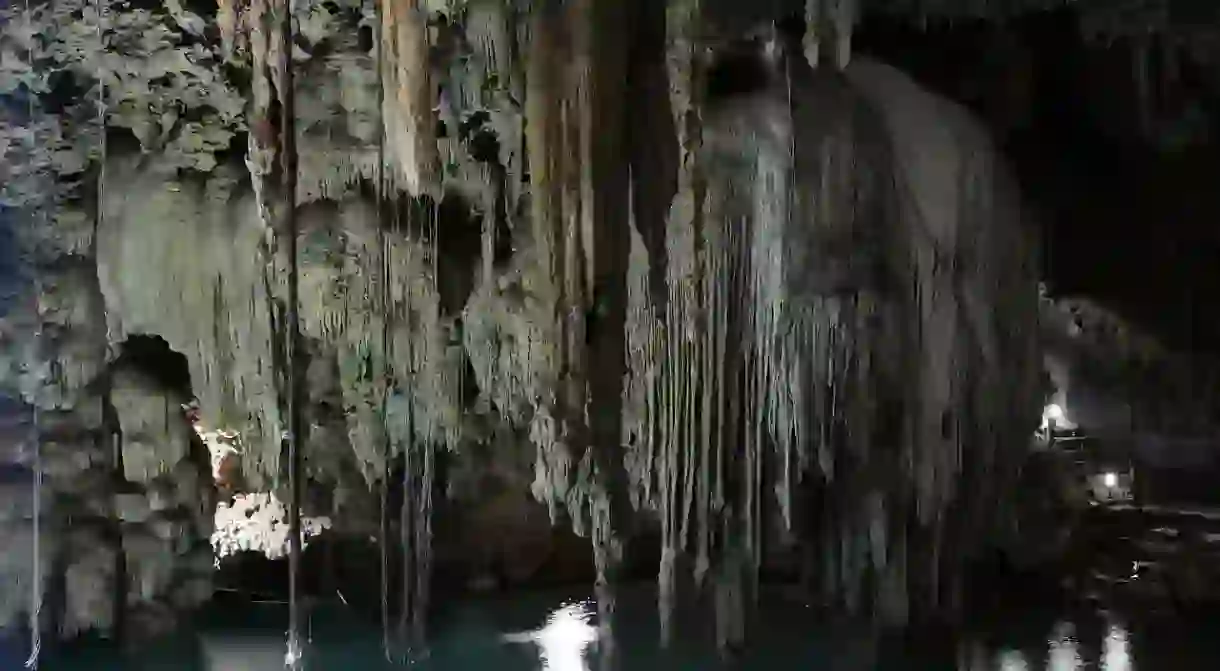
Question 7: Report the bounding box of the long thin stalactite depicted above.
[374,0,393,661]
[25,407,42,670]
[22,0,42,665]
[279,0,305,664]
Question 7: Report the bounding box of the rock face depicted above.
[1040,290,1220,477]
[0,0,1073,653]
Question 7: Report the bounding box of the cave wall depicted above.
[0,0,1099,651]
[1041,291,1220,447]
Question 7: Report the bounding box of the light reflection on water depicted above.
[988,617,1135,671]
[35,590,1184,671]
[501,601,599,671]
[1047,621,1083,670]
[996,649,1031,671]
[193,606,1143,671]
[1103,623,1133,671]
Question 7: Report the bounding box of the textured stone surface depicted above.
[8,0,1185,649]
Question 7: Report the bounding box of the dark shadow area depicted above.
[115,334,193,394]
[855,9,1220,353]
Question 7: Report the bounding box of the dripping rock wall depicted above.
[1,0,1047,643]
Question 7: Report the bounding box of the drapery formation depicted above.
[520,1,633,662]
[1,0,1057,658]
[619,34,1041,649]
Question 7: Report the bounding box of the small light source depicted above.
[1040,403,1067,432]
[1103,472,1118,488]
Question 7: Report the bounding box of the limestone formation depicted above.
[5,0,1203,661]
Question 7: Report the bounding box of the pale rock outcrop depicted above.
[97,160,282,485]
[618,42,1041,639]
[210,491,331,561]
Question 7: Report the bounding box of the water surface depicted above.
[33,586,1220,670]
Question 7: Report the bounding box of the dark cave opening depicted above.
[381,192,488,319]
[705,36,778,103]
[114,334,193,394]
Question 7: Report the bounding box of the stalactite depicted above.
[521,3,570,526]
[380,0,440,197]
[415,435,433,645]
[618,17,1040,650]
[405,397,419,653]
[520,1,635,663]
[375,0,393,657]
[2,0,1058,654]
[410,202,441,647]
[213,0,291,482]
[656,0,706,645]
[25,410,42,670]
[379,454,392,660]
[388,202,413,658]
[273,0,305,664]
[22,1,43,665]
[578,1,633,666]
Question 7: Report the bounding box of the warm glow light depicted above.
[502,601,599,671]
[1103,472,1119,488]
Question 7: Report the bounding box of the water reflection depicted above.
[996,649,1031,671]
[1103,623,1133,671]
[502,601,599,671]
[1048,621,1082,670]
[45,588,1190,671]
[983,618,1133,671]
